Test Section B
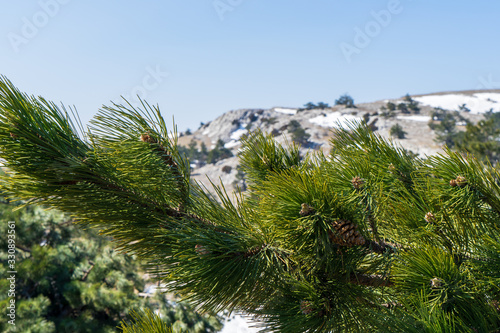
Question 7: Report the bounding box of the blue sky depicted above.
[1,1,499,132]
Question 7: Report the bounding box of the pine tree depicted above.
[389,123,407,139]
[454,112,500,165]
[335,94,355,108]
[0,194,222,333]
[287,120,311,146]
[206,139,233,164]
[1,76,500,332]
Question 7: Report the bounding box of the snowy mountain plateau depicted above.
[177,90,500,196]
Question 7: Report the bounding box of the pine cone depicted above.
[195,244,210,256]
[491,300,500,313]
[351,176,364,190]
[300,300,313,315]
[299,203,315,216]
[455,175,467,187]
[140,133,157,143]
[424,212,436,224]
[450,179,458,187]
[430,277,442,289]
[329,220,366,247]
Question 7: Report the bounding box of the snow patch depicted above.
[224,140,241,148]
[224,125,249,148]
[274,107,297,115]
[309,113,362,128]
[220,314,261,333]
[414,93,500,113]
[396,115,431,122]
[474,93,500,103]
[230,127,248,141]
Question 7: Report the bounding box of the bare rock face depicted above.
[179,90,500,196]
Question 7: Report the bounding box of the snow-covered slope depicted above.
[179,90,499,196]
[187,94,497,187]
[309,112,362,128]
[414,92,500,113]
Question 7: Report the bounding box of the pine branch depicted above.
[3,77,500,332]
[239,130,303,189]
[119,308,173,333]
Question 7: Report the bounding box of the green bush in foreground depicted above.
[0,197,222,333]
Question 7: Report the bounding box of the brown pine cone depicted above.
[329,220,366,247]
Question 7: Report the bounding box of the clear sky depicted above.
[1,1,499,132]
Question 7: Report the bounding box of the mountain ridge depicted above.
[178,90,500,194]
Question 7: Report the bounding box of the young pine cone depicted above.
[140,133,157,143]
[195,244,210,256]
[329,220,366,247]
[424,212,436,224]
[430,277,443,289]
[351,176,365,190]
[300,300,313,315]
[299,203,315,217]
[450,175,467,187]
[455,175,467,187]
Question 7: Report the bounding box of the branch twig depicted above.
[349,273,393,287]
[81,261,95,281]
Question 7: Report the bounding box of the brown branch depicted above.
[81,261,95,281]
[364,239,395,254]
[89,172,233,235]
[15,244,31,253]
[349,273,393,287]
[367,213,379,241]
[243,244,267,258]
[59,218,76,227]
[220,244,268,260]
[155,145,188,212]
[140,134,188,212]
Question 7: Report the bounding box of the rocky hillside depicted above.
[178,90,500,196]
